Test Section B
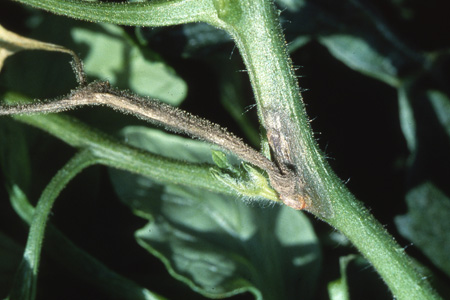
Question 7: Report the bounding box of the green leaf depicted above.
[211,149,230,169]
[398,85,417,153]
[71,23,187,105]
[319,34,398,86]
[2,182,168,300]
[6,185,168,300]
[211,149,279,202]
[428,89,450,140]
[211,162,279,202]
[2,17,187,106]
[395,183,450,278]
[0,117,167,300]
[109,126,322,300]
[396,81,450,278]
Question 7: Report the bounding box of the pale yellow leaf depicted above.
[0,24,79,72]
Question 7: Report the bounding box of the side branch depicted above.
[0,82,306,210]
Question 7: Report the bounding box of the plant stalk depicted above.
[5,0,443,298]
[210,0,441,299]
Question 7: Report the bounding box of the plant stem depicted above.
[3,93,274,200]
[209,0,335,216]
[8,185,167,300]
[328,187,441,299]
[12,113,225,193]
[13,0,217,27]
[210,0,441,299]
[6,0,443,298]
[9,149,97,300]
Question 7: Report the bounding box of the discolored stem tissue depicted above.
[0,81,306,210]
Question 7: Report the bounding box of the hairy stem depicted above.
[9,150,97,300]
[2,93,233,195]
[7,173,166,300]
[1,84,301,208]
[13,0,218,27]
[5,0,444,298]
[208,0,441,299]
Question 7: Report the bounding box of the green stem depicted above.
[8,185,166,300]
[210,0,333,215]
[208,0,441,299]
[13,0,217,26]
[10,149,97,300]
[8,0,443,298]
[11,112,227,194]
[328,188,441,299]
[4,93,273,199]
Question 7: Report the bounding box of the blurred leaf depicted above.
[72,23,187,105]
[275,0,424,85]
[398,85,417,153]
[109,126,321,300]
[328,255,355,300]
[395,182,450,278]
[276,0,305,11]
[397,80,450,186]
[1,17,186,105]
[428,89,450,139]
[396,80,450,278]
[0,117,168,300]
[318,34,398,86]
[5,183,168,300]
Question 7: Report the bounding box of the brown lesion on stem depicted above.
[265,127,310,211]
[262,106,333,218]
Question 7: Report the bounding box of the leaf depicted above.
[71,23,187,105]
[398,85,417,153]
[0,24,79,72]
[275,0,422,86]
[318,34,398,86]
[396,81,450,278]
[5,184,168,300]
[428,89,450,140]
[395,182,450,278]
[0,113,167,300]
[109,126,322,300]
[1,17,186,105]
